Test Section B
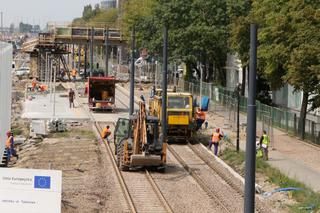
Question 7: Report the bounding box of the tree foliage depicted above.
[73,4,118,27]
[122,0,230,84]
[251,0,320,138]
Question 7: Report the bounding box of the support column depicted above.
[78,45,81,76]
[84,44,88,79]
[105,28,109,76]
[90,27,94,77]
[72,44,75,69]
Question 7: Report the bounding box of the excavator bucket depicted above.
[130,154,162,167]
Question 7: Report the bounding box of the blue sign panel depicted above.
[34,176,51,189]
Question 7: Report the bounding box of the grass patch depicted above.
[220,147,320,212]
[12,128,23,136]
[49,129,96,140]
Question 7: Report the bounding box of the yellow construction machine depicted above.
[149,90,195,141]
[114,101,166,171]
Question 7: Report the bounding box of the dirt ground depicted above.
[9,72,128,212]
[12,122,129,213]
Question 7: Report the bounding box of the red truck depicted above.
[88,77,115,111]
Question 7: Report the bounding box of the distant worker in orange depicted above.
[101,125,111,143]
[195,107,206,130]
[208,128,224,156]
[71,69,77,82]
[39,84,47,92]
[31,78,37,91]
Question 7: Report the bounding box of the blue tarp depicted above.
[201,96,210,111]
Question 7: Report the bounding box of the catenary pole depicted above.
[244,24,258,213]
[105,28,109,76]
[90,27,94,77]
[84,44,87,79]
[161,24,168,144]
[237,84,240,152]
[129,28,135,115]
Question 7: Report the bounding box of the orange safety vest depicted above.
[32,80,37,88]
[5,136,12,148]
[211,132,220,143]
[199,111,206,120]
[196,111,206,120]
[101,128,111,138]
[72,69,77,77]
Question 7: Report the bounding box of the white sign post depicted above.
[0,168,62,213]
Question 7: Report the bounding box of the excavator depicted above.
[114,101,166,171]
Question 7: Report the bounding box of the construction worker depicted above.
[195,107,206,130]
[208,128,224,156]
[31,78,37,91]
[101,126,111,143]
[5,131,19,163]
[84,82,89,95]
[39,84,47,92]
[260,130,270,160]
[68,88,75,108]
[71,69,77,82]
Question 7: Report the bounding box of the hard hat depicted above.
[6,131,11,136]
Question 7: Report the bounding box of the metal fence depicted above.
[0,42,13,161]
[177,79,320,145]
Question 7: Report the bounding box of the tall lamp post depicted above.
[236,83,241,152]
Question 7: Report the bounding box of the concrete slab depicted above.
[22,92,89,120]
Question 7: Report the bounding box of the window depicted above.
[168,96,190,109]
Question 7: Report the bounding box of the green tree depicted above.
[122,0,230,85]
[227,0,252,95]
[73,4,119,27]
[82,5,93,21]
[252,0,320,139]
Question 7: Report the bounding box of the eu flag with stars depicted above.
[34,176,51,189]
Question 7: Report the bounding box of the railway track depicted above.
[169,143,268,213]
[75,83,268,212]
[73,83,172,212]
[94,121,173,213]
[167,145,232,213]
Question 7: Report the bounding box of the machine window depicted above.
[168,97,190,109]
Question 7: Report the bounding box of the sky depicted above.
[0,0,101,28]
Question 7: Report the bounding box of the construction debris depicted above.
[47,118,67,133]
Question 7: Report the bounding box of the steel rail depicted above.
[167,145,231,213]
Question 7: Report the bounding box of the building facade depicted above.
[0,42,12,163]
[101,0,117,10]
